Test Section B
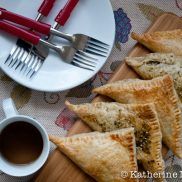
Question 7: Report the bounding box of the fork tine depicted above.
[20,53,32,72]
[85,47,107,57]
[33,58,42,72]
[90,38,109,47]
[5,45,19,64]
[29,59,43,78]
[87,42,109,52]
[23,61,34,76]
[87,44,108,54]
[72,61,94,71]
[26,55,37,72]
[29,71,35,78]
[11,49,26,68]
[75,53,97,65]
[9,48,24,67]
[26,57,38,75]
[24,54,36,73]
[73,57,96,68]
[76,50,98,61]
[18,53,31,72]
[15,51,29,70]
[6,46,21,66]
[28,56,41,76]
[87,39,110,50]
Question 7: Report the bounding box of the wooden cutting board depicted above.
[35,13,182,182]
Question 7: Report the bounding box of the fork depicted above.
[50,0,110,57]
[0,20,97,76]
[4,0,57,75]
[1,2,109,76]
[9,9,110,57]
[2,0,81,77]
[34,0,110,57]
[25,0,81,77]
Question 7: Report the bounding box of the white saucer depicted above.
[0,0,115,92]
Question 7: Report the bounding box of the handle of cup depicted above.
[2,98,18,118]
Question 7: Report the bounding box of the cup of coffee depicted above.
[0,98,50,177]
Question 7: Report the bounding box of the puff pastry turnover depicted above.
[49,128,138,182]
[93,75,182,158]
[131,29,182,56]
[66,101,164,179]
[126,53,182,101]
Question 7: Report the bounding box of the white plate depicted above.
[0,0,115,92]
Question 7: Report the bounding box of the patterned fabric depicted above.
[0,0,181,181]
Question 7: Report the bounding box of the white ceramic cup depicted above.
[0,98,50,177]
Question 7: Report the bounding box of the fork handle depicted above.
[55,0,79,26]
[38,0,56,17]
[0,20,40,45]
[0,8,51,35]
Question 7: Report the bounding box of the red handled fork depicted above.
[4,0,57,76]
[0,20,97,74]
[3,0,93,77]
[1,0,109,77]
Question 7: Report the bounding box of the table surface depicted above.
[0,0,181,181]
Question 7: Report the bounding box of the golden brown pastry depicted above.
[93,75,182,158]
[131,29,182,56]
[126,53,182,101]
[66,101,164,179]
[49,128,138,182]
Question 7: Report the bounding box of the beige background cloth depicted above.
[0,0,181,181]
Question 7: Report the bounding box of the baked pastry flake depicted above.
[126,53,182,101]
[66,101,164,179]
[49,128,138,182]
[131,29,182,56]
[93,75,182,158]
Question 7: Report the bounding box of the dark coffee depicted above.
[0,122,43,164]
